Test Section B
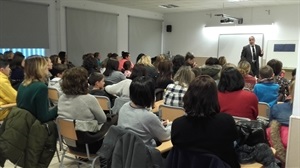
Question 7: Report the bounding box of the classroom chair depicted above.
[159,104,185,122]
[95,95,112,116]
[56,117,101,168]
[48,87,60,105]
[258,102,270,120]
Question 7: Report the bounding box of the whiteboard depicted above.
[266,40,298,69]
[218,33,264,66]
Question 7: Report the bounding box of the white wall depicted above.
[163,5,300,62]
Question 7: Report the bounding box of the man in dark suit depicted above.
[241,36,263,77]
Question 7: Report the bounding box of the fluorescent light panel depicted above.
[159,4,179,9]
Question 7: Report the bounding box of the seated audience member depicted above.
[164,66,195,107]
[270,80,295,126]
[45,56,53,83]
[254,65,279,108]
[137,55,158,80]
[136,53,145,64]
[103,58,126,84]
[185,52,196,68]
[0,58,17,121]
[200,57,222,83]
[192,67,202,77]
[88,72,116,106]
[3,50,14,63]
[266,81,295,161]
[118,51,134,71]
[105,64,147,98]
[222,62,236,70]
[94,52,101,69]
[49,54,61,79]
[9,52,25,90]
[58,51,75,69]
[17,56,57,123]
[285,68,297,101]
[122,60,132,78]
[218,56,227,66]
[50,54,61,65]
[238,60,256,91]
[291,68,296,82]
[171,75,240,168]
[172,54,185,77]
[58,67,107,154]
[155,60,173,89]
[82,53,99,76]
[267,59,289,101]
[153,54,165,70]
[118,76,171,147]
[49,64,68,96]
[218,67,258,120]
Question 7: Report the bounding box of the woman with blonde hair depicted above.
[137,55,158,80]
[238,60,256,91]
[17,56,57,123]
[218,56,227,66]
[164,66,195,107]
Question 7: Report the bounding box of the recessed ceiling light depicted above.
[158,4,179,9]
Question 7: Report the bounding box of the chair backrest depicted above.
[155,88,165,101]
[159,104,185,122]
[48,87,59,104]
[56,117,77,147]
[258,102,270,119]
[95,96,111,114]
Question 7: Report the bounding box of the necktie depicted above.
[252,46,255,61]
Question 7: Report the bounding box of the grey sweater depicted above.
[58,94,107,125]
[105,71,126,84]
[118,102,171,147]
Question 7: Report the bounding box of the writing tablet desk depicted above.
[156,140,173,153]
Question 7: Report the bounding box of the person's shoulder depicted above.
[214,113,235,123]
[84,94,97,100]
[243,44,249,48]
[241,89,256,96]
[172,115,188,125]
[31,81,47,89]
[113,71,124,75]
[89,89,105,96]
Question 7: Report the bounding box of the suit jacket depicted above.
[241,44,263,63]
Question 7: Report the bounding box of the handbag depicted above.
[236,120,269,146]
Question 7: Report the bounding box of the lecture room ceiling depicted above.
[89,0,299,13]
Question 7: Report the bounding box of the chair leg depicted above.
[56,147,61,162]
[91,156,100,168]
[59,150,66,168]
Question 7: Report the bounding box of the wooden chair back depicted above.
[258,102,270,119]
[48,87,59,104]
[159,104,185,122]
[95,96,111,114]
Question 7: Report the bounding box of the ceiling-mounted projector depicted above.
[215,14,243,25]
[220,18,234,24]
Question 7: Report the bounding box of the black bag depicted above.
[236,120,269,146]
